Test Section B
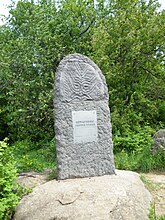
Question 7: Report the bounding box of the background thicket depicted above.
[0,0,164,171]
[0,0,165,218]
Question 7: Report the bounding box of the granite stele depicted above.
[54,53,115,180]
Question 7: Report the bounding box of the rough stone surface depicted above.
[152,129,165,153]
[17,170,50,189]
[14,170,152,220]
[54,53,115,180]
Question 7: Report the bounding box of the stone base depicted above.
[14,170,151,220]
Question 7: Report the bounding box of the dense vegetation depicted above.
[0,0,165,218]
[0,139,19,220]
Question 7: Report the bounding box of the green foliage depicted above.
[141,176,165,220]
[0,0,98,143]
[92,0,165,132]
[114,124,165,172]
[0,95,9,141]
[0,0,164,144]
[115,150,139,170]
[12,139,56,172]
[113,126,154,152]
[158,101,165,124]
[151,150,165,171]
[0,0,164,173]
[0,139,19,220]
[115,143,165,172]
[149,203,165,220]
[48,168,57,180]
[140,175,159,191]
[0,1,164,218]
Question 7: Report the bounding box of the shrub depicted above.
[113,125,154,153]
[114,142,165,172]
[12,139,56,172]
[0,139,20,219]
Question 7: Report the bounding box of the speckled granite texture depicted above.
[54,53,115,180]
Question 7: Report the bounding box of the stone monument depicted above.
[54,53,115,180]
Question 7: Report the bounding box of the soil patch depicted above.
[142,171,165,217]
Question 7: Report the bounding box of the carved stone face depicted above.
[60,61,104,102]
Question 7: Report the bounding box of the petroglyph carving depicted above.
[60,61,104,102]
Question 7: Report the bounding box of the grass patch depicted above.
[114,149,165,173]
[149,203,165,220]
[12,139,56,173]
[140,175,165,220]
[48,168,58,180]
[140,175,160,191]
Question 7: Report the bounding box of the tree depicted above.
[91,0,165,135]
[0,0,164,148]
[0,0,97,142]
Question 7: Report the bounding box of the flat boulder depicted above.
[14,170,151,220]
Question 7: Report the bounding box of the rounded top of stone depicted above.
[55,53,108,103]
[154,129,165,139]
[60,53,95,64]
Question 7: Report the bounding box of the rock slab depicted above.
[54,53,115,180]
[14,170,152,220]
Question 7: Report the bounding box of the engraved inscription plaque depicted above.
[72,110,97,144]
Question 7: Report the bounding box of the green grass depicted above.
[140,175,160,191]
[140,175,165,220]
[114,149,165,173]
[12,139,56,173]
[149,203,165,220]
[12,138,165,174]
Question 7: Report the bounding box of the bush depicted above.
[0,139,19,219]
[114,142,165,172]
[114,150,139,171]
[12,139,56,172]
[114,125,165,172]
[151,150,165,171]
[113,126,154,153]
[158,101,165,124]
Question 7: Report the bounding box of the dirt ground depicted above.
[142,172,165,217]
